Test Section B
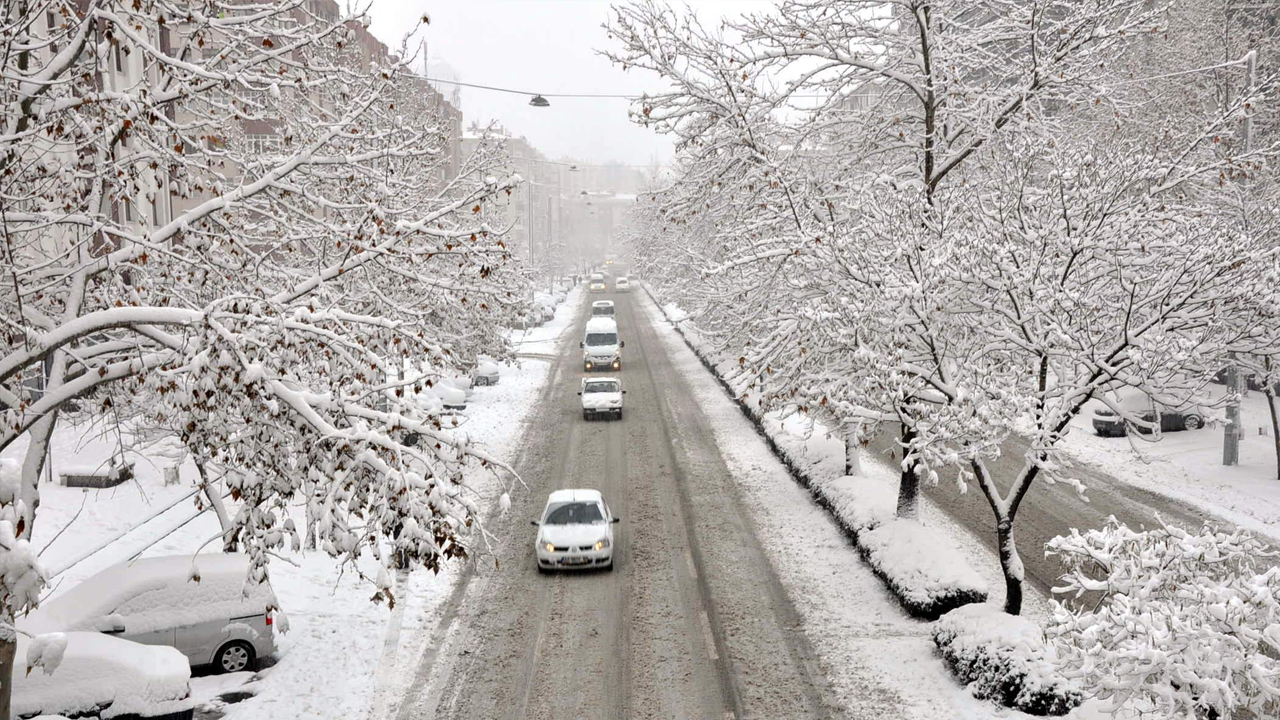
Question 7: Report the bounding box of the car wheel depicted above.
[537,563,548,574]
[215,641,256,674]
[1184,415,1204,430]
[616,409,623,420]
[583,410,590,421]
[604,559,614,572]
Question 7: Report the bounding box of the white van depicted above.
[581,317,623,371]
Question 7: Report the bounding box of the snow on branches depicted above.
[1047,518,1280,719]
[1,0,530,635]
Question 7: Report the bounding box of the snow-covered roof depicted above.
[585,317,618,333]
[547,489,603,504]
[15,631,192,719]
[30,554,275,635]
[591,300,614,308]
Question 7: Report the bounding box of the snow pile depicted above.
[13,631,193,719]
[24,633,68,675]
[1046,517,1280,719]
[933,604,1082,716]
[860,518,990,619]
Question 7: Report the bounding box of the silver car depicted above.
[29,553,279,674]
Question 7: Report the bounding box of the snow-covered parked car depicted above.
[1091,388,1207,437]
[579,377,625,420]
[15,631,195,720]
[434,380,468,410]
[531,489,620,572]
[28,553,279,675]
[472,359,501,386]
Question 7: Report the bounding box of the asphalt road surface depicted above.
[398,291,836,720]
[867,427,1237,599]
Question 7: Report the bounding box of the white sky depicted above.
[367,0,774,166]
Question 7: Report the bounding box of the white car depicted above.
[472,360,500,386]
[532,489,619,572]
[15,631,195,719]
[580,377,625,420]
[588,273,607,293]
[591,300,615,319]
[581,317,623,372]
[615,276,630,292]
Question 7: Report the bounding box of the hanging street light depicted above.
[529,94,550,107]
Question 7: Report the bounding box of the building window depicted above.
[47,11,58,55]
[245,133,281,155]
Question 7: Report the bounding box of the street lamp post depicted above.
[1225,49,1258,467]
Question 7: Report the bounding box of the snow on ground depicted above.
[1060,389,1280,543]
[15,288,584,720]
[639,292,1110,719]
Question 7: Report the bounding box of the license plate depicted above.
[564,556,589,565]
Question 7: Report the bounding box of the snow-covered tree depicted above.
[1046,517,1280,719]
[1,1,527,711]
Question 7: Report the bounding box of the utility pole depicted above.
[1225,49,1257,467]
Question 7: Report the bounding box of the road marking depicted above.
[700,610,719,661]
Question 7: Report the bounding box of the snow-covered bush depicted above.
[1046,517,1280,719]
[934,604,1082,716]
[860,518,988,620]
[819,475,896,535]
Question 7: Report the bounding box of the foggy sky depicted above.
[368,1,774,167]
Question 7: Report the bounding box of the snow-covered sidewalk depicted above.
[638,292,1111,719]
[17,288,584,720]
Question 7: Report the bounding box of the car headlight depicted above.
[594,538,610,551]
[544,542,555,553]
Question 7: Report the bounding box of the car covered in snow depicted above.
[591,300,615,318]
[581,317,623,371]
[15,631,195,720]
[1091,388,1207,437]
[28,553,280,675]
[587,273,608,293]
[531,489,620,572]
[614,276,630,292]
[472,359,501,386]
[579,377,625,420]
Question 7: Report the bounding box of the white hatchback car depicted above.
[532,489,619,572]
[615,276,630,292]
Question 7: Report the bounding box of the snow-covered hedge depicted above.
[934,604,1082,716]
[647,290,987,619]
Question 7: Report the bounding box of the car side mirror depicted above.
[95,616,126,634]
[622,390,627,394]
[579,341,584,348]
[530,520,540,527]
[577,391,582,396]
[611,517,621,524]
[619,341,625,348]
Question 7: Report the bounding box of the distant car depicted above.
[434,381,468,410]
[588,273,607,293]
[580,377,625,420]
[28,554,279,675]
[14,631,195,720]
[615,276,630,292]
[473,360,500,387]
[1092,389,1206,437]
[531,489,620,572]
[591,300,615,318]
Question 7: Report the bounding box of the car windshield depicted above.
[584,382,619,394]
[585,332,617,346]
[543,501,604,525]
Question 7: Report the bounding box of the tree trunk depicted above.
[896,424,919,520]
[304,479,318,551]
[997,518,1024,615]
[0,621,16,720]
[18,412,56,539]
[195,461,236,552]
[1267,359,1280,482]
[844,426,862,477]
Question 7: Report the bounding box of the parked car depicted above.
[1092,389,1207,437]
[14,631,195,719]
[588,273,608,293]
[28,553,279,674]
[591,300,615,318]
[472,360,501,386]
[579,377,625,420]
[581,317,623,371]
[615,276,630,292]
[531,489,620,572]
[434,380,468,410]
